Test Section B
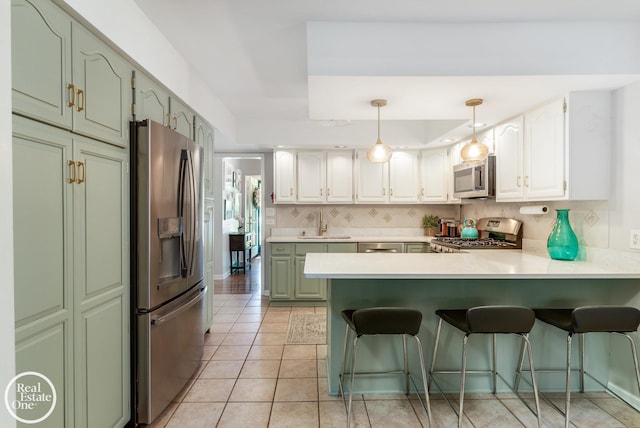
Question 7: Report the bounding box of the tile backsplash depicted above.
[274,200,610,249]
[275,205,459,230]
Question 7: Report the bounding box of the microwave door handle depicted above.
[178,150,188,277]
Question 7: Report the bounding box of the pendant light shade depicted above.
[460,98,489,162]
[367,99,392,163]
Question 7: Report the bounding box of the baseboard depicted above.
[607,381,640,411]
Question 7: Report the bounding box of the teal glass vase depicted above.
[547,209,579,260]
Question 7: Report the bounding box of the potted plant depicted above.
[422,214,440,236]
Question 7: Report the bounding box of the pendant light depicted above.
[366,99,392,163]
[460,98,489,162]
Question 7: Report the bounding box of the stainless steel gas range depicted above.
[430,217,523,253]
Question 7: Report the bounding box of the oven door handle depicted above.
[151,287,206,326]
[364,248,398,253]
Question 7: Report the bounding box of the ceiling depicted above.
[133,0,640,152]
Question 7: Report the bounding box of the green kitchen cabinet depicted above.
[12,0,131,148]
[405,243,432,253]
[270,242,357,302]
[13,115,130,428]
[203,202,215,332]
[196,115,216,199]
[169,97,195,140]
[294,244,326,300]
[270,244,294,300]
[132,70,170,127]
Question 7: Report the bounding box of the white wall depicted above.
[1,0,17,425]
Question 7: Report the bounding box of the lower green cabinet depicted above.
[270,242,357,301]
[13,115,130,427]
[405,243,432,253]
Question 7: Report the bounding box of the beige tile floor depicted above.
[147,291,640,427]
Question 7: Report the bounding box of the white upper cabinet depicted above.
[495,116,525,201]
[388,150,419,202]
[326,150,353,203]
[355,149,389,202]
[419,148,448,203]
[495,91,611,202]
[297,151,325,203]
[524,98,566,200]
[273,150,297,203]
[446,143,462,204]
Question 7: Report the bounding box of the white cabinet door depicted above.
[134,71,170,126]
[297,151,325,203]
[389,150,419,202]
[326,150,353,203]
[525,98,566,200]
[274,150,297,203]
[355,149,388,202]
[169,97,194,140]
[447,143,462,203]
[495,116,525,201]
[419,148,448,202]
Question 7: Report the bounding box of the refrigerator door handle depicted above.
[150,286,206,326]
[177,150,189,277]
[187,151,197,276]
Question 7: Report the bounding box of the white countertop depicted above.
[266,235,433,243]
[303,251,640,279]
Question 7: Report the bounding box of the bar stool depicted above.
[339,307,432,428]
[429,306,542,428]
[525,306,640,428]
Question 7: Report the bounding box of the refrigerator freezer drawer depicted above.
[137,284,205,424]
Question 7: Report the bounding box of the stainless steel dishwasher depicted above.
[357,242,404,253]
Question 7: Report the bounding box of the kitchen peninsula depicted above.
[304,251,640,408]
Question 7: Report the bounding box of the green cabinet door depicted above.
[271,256,294,300]
[169,97,194,140]
[294,256,326,300]
[72,24,131,148]
[13,116,74,427]
[72,137,129,428]
[133,70,170,126]
[196,116,216,199]
[11,0,73,129]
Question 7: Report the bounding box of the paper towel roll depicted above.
[519,205,549,215]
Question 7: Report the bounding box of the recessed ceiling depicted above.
[133,0,640,151]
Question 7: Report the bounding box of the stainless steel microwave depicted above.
[453,156,496,199]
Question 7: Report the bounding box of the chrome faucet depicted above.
[319,208,328,236]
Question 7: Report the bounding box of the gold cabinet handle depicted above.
[320,188,323,196]
[421,188,425,196]
[165,113,171,127]
[172,115,177,129]
[382,188,386,196]
[76,88,85,112]
[290,188,293,196]
[327,188,331,196]
[67,83,76,108]
[67,160,76,183]
[517,176,522,188]
[524,176,529,187]
[77,162,86,184]
[390,188,393,196]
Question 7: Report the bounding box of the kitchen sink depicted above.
[299,235,351,240]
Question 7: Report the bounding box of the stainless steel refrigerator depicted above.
[131,119,205,425]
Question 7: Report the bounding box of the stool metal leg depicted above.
[429,317,443,389]
[414,335,433,427]
[565,333,573,428]
[338,323,351,398]
[623,333,640,395]
[403,334,409,394]
[523,333,542,428]
[579,333,585,393]
[458,334,470,428]
[492,333,497,394]
[514,334,527,393]
[347,335,360,428]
